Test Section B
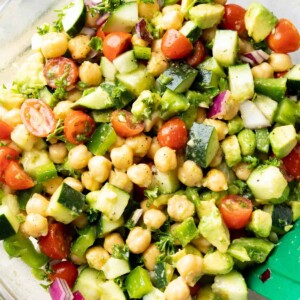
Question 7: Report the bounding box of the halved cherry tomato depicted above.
[4,161,34,190]
[103,32,132,61]
[111,109,144,138]
[221,4,246,36]
[186,40,206,67]
[157,117,188,150]
[50,261,78,288]
[267,19,300,53]
[0,120,13,140]
[0,146,19,181]
[20,99,56,137]
[282,144,300,180]
[161,29,193,59]
[219,195,253,229]
[44,57,79,89]
[39,223,72,260]
[64,110,96,144]
[275,71,288,78]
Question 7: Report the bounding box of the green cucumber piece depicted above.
[71,226,96,257]
[133,46,152,60]
[96,214,124,238]
[100,280,126,300]
[0,204,20,240]
[253,94,278,123]
[113,50,138,74]
[179,20,201,43]
[274,98,298,125]
[286,63,300,95]
[91,109,113,123]
[153,262,174,290]
[101,257,130,279]
[255,128,270,153]
[151,169,180,194]
[254,78,287,101]
[198,57,226,78]
[100,56,117,81]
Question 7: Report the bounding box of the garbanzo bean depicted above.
[126,227,151,254]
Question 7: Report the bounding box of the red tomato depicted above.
[275,71,288,78]
[219,195,253,229]
[0,147,19,181]
[186,40,206,67]
[20,99,56,137]
[267,19,300,53]
[111,109,144,138]
[4,161,34,190]
[103,32,132,61]
[50,261,78,288]
[161,29,193,59]
[44,57,79,89]
[189,281,201,297]
[0,121,13,140]
[64,110,96,144]
[282,144,300,180]
[157,117,188,150]
[221,4,246,36]
[39,223,72,260]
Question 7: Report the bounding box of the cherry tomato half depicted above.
[50,261,78,288]
[20,99,56,137]
[267,19,300,53]
[186,40,206,67]
[221,4,246,36]
[39,223,72,260]
[219,195,253,229]
[157,117,188,150]
[282,143,300,180]
[0,146,19,181]
[161,29,193,59]
[64,110,96,144]
[103,32,132,61]
[44,57,79,89]
[111,109,145,138]
[4,161,34,190]
[0,120,13,140]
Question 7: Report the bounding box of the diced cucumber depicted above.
[101,257,130,279]
[254,78,287,101]
[0,204,20,240]
[179,20,201,43]
[71,226,96,257]
[91,109,113,123]
[253,94,278,123]
[255,128,270,153]
[100,280,126,300]
[203,250,234,275]
[113,50,138,74]
[199,57,226,78]
[143,287,166,300]
[96,214,124,238]
[133,46,152,60]
[193,68,220,91]
[100,56,117,81]
[172,217,198,247]
[237,129,256,156]
[274,98,298,125]
[40,87,56,108]
[286,63,300,95]
[221,135,241,167]
[153,262,174,290]
[151,168,181,194]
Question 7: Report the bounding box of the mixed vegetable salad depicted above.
[0,0,300,299]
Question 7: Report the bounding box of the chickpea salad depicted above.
[1,0,300,299]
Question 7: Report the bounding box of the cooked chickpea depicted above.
[109,135,125,151]
[161,8,184,30]
[204,119,228,141]
[68,144,92,169]
[178,160,203,187]
[2,108,22,127]
[127,164,152,188]
[43,177,63,195]
[165,277,191,300]
[147,137,161,160]
[72,213,89,229]
[86,246,110,270]
[232,162,253,181]
[26,193,49,217]
[140,199,161,212]
[209,147,223,167]
[109,170,133,193]
[192,236,212,254]
[203,169,228,192]
[143,243,160,271]
[63,177,84,192]
[251,62,274,79]
[41,32,68,58]
[53,101,73,120]
[104,233,125,254]
[147,52,169,77]
[151,39,162,53]
[131,34,148,47]
[176,254,204,286]
[22,213,48,238]
[71,253,87,265]
[167,195,195,222]
[268,53,293,72]
[110,144,133,171]
[68,35,91,60]
[85,10,100,28]
[79,61,102,86]
[125,133,152,157]
[126,227,151,254]
[88,156,112,183]
[143,208,167,229]
[196,107,207,123]
[138,0,160,19]
[49,142,68,164]
[81,171,101,191]
[154,146,177,172]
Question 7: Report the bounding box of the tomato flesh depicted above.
[186,40,206,67]
[282,144,300,180]
[50,261,78,288]
[0,147,19,181]
[0,120,13,140]
[221,4,246,36]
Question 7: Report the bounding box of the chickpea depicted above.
[85,9,100,28]
[204,119,228,141]
[196,107,207,123]
[88,156,112,183]
[178,160,203,187]
[147,137,161,160]
[252,62,274,79]
[209,147,223,167]
[68,144,92,169]
[68,35,91,60]
[165,277,191,300]
[43,177,63,195]
[125,133,152,157]
[49,143,68,164]
[81,171,101,191]
[232,162,253,181]
[268,53,293,72]
[138,0,160,19]
[72,213,89,229]
[192,236,212,254]
[26,193,49,217]
[53,101,73,120]
[110,144,133,171]
[131,34,149,47]
[143,243,160,271]
[161,8,184,30]
[203,169,228,192]
[151,39,162,53]
[167,195,195,222]
[71,253,87,265]
[104,233,125,254]
[127,163,152,188]
[154,147,177,172]
[41,32,68,59]
[79,61,102,86]
[147,52,169,77]
[143,208,167,230]
[86,246,110,270]
[126,227,151,254]
[109,170,133,193]
[108,135,125,151]
[63,177,84,192]
[2,108,22,127]
[140,199,161,212]
[22,213,48,238]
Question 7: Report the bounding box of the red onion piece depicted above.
[240,50,269,66]
[49,278,73,300]
[80,27,96,37]
[207,90,231,119]
[96,13,110,26]
[73,291,85,300]
[136,18,153,44]
[86,49,99,59]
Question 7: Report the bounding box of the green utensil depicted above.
[247,220,300,300]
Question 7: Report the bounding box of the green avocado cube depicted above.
[247,209,272,238]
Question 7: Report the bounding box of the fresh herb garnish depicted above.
[89,36,103,52]
[53,2,74,32]
[36,23,50,35]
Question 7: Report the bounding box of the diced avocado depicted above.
[274,98,298,125]
[290,201,300,222]
[227,243,251,262]
[253,94,278,123]
[255,128,270,154]
[181,0,196,17]
[188,4,224,29]
[212,270,248,300]
[186,122,220,168]
[247,165,288,204]
[237,129,256,156]
[199,57,226,78]
[100,280,126,300]
[245,2,277,42]
[203,250,234,275]
[228,116,244,135]
[254,78,287,102]
[269,125,297,158]
[101,257,130,279]
[247,209,272,238]
[221,135,242,167]
[172,217,199,247]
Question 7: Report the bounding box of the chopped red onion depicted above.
[49,278,73,300]
[86,49,99,59]
[207,90,231,119]
[96,13,110,26]
[136,18,153,44]
[240,50,269,66]
[131,209,144,226]
[80,27,96,37]
[73,291,85,300]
